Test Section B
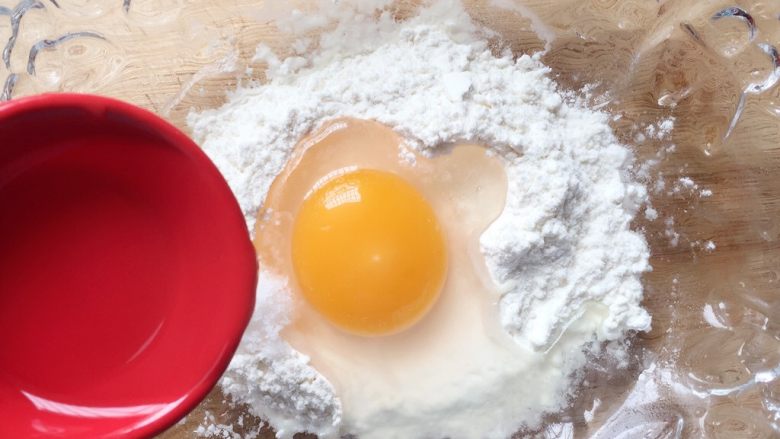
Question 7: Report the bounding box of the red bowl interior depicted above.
[0,94,257,438]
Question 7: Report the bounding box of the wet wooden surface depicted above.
[3,0,778,437]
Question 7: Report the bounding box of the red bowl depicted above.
[0,94,257,438]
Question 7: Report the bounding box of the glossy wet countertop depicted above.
[1,0,778,438]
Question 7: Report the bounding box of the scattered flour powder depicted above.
[188,1,653,437]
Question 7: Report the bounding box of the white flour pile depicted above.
[188,1,653,437]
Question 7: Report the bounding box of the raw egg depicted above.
[291,168,447,335]
[253,118,544,438]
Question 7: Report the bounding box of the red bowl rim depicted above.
[0,92,258,438]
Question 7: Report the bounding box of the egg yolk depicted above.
[291,169,447,336]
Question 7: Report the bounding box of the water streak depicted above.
[26,31,106,75]
[1,73,18,101]
[712,7,756,41]
[3,0,46,69]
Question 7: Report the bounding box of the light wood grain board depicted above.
[2,0,778,437]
